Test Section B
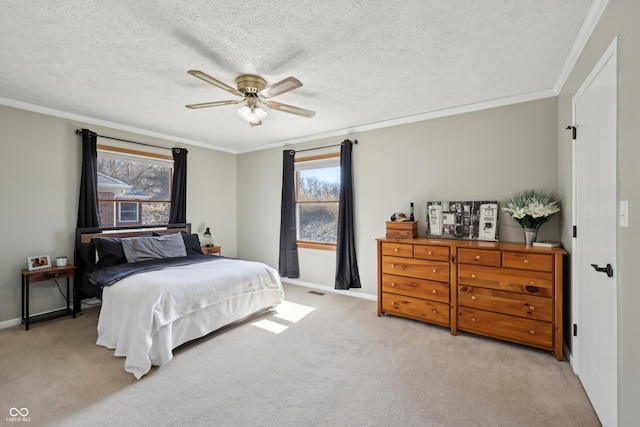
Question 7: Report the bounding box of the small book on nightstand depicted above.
[532,241,561,248]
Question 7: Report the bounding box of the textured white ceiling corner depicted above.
[0,0,600,153]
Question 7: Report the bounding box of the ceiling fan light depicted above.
[238,105,267,122]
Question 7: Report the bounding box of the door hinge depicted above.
[573,225,577,238]
[566,125,577,139]
[573,324,578,337]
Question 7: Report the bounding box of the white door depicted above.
[572,38,618,427]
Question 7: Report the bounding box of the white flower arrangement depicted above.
[502,189,561,229]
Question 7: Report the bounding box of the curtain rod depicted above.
[290,139,358,155]
[75,129,173,151]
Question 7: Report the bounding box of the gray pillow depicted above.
[121,233,187,263]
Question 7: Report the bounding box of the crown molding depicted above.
[0,96,236,154]
[553,0,611,94]
[237,88,557,154]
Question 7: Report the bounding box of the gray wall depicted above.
[557,0,640,423]
[0,105,237,325]
[237,97,560,298]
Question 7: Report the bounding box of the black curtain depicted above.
[335,140,361,289]
[278,150,299,278]
[76,129,100,228]
[169,148,188,224]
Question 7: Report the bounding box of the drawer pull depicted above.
[528,281,535,286]
[529,305,536,311]
[471,273,477,279]
[523,259,530,264]
[432,290,437,294]
[529,330,536,335]
[432,309,437,314]
[390,282,396,287]
[394,248,399,252]
[428,250,433,255]
[471,317,477,322]
[432,269,437,273]
[391,264,396,268]
[471,295,477,300]
[475,255,481,260]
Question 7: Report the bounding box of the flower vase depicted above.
[523,228,538,246]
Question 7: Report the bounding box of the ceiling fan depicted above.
[186,70,315,127]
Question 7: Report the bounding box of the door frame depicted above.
[570,36,618,421]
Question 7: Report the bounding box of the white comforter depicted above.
[96,258,284,379]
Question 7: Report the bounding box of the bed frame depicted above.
[73,223,191,313]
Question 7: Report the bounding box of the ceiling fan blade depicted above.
[259,77,302,98]
[187,70,242,96]
[185,100,242,109]
[265,101,315,118]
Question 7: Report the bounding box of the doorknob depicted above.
[590,263,614,278]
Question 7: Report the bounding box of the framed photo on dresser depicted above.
[426,200,498,241]
[26,254,51,271]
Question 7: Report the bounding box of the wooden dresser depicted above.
[377,238,566,360]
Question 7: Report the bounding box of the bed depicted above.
[74,224,284,379]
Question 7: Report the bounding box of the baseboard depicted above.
[0,306,69,330]
[565,341,578,374]
[0,299,101,330]
[0,317,22,329]
[281,278,377,302]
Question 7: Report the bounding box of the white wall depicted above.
[0,105,237,324]
[237,97,560,297]
[557,0,640,423]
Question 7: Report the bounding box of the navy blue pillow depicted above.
[80,242,98,273]
[181,232,202,256]
[92,237,127,268]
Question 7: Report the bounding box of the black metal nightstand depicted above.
[21,265,76,330]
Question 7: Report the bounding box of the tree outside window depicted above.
[97,146,172,227]
[295,154,340,249]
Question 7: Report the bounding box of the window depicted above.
[295,153,340,250]
[118,202,139,222]
[97,145,173,227]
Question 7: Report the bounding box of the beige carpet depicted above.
[0,283,600,427]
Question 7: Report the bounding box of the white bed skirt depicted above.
[145,288,282,372]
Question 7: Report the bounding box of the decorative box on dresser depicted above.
[377,238,566,360]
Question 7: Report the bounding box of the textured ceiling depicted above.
[0,1,597,153]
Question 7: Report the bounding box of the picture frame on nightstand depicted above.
[26,254,52,271]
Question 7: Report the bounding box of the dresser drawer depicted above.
[383,274,449,303]
[458,264,552,297]
[457,248,501,266]
[458,285,552,322]
[382,256,450,282]
[414,245,450,262]
[383,292,449,326]
[502,251,553,272]
[381,242,413,258]
[458,307,552,349]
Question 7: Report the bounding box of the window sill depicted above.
[297,241,336,251]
